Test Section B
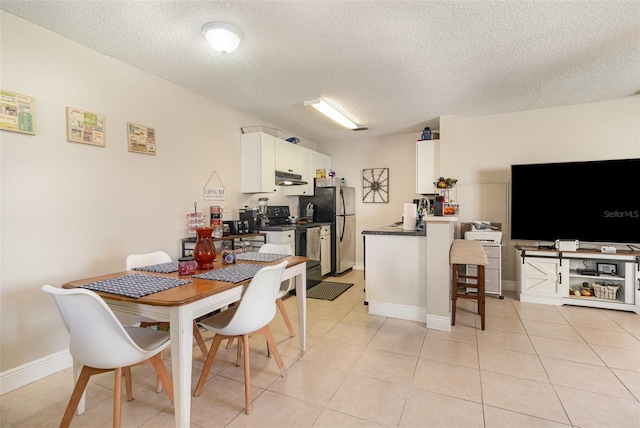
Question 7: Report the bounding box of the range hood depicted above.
[275,170,308,186]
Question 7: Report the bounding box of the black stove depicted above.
[258,205,325,287]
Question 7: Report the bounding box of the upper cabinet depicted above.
[241,132,276,193]
[275,138,302,175]
[416,139,440,194]
[285,148,331,196]
[241,132,332,195]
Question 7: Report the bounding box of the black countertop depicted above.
[362,224,426,236]
[255,222,331,232]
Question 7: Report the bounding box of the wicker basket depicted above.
[593,282,620,300]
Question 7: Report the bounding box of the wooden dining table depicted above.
[62,254,308,428]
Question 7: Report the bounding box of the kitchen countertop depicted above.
[362,224,426,236]
[256,222,331,232]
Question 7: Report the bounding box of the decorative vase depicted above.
[193,227,216,270]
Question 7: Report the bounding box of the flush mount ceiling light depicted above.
[304,98,358,129]
[202,22,243,54]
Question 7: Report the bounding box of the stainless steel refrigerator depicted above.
[300,186,355,275]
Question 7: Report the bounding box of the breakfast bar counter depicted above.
[363,216,458,331]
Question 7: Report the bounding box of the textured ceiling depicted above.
[2,1,639,143]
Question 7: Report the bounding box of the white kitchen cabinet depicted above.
[516,247,639,313]
[285,148,332,196]
[320,225,331,275]
[262,230,296,255]
[416,139,440,194]
[275,138,302,175]
[285,146,313,196]
[241,132,276,193]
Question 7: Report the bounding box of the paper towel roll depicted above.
[403,203,417,231]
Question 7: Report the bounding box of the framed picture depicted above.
[0,89,36,135]
[66,107,105,146]
[362,168,389,203]
[596,263,617,275]
[127,122,156,155]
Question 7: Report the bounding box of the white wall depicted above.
[0,12,301,377]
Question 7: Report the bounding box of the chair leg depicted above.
[123,367,133,401]
[451,264,458,326]
[113,367,122,428]
[193,320,208,358]
[236,336,242,367]
[242,333,252,415]
[276,298,296,337]
[148,353,174,404]
[226,337,235,349]
[155,350,164,393]
[60,366,110,428]
[194,334,224,397]
[261,325,287,378]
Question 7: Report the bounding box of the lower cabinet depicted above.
[516,246,640,313]
[320,225,331,276]
[262,230,296,255]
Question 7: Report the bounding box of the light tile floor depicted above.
[2,269,640,427]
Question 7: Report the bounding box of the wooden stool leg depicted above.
[479,265,486,330]
[451,264,458,326]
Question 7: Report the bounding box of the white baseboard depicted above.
[367,302,426,323]
[0,350,71,395]
[426,313,451,332]
[502,280,516,292]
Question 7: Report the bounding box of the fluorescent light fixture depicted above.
[304,98,357,129]
[202,22,243,54]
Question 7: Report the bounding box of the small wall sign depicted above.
[127,122,156,155]
[66,107,105,146]
[0,89,36,135]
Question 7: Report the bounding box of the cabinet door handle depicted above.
[559,272,562,284]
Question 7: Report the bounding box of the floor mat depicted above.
[306,281,353,301]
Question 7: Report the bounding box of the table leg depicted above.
[170,305,193,427]
[295,267,307,351]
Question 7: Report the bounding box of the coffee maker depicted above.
[257,197,269,226]
[238,208,257,233]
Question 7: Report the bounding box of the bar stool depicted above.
[450,239,488,330]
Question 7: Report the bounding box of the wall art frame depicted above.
[127,122,156,155]
[362,167,389,203]
[0,89,36,135]
[66,107,106,146]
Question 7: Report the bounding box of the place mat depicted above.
[132,261,179,273]
[235,252,288,263]
[81,274,191,298]
[193,263,266,283]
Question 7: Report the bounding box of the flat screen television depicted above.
[510,158,640,244]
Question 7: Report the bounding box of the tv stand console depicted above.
[515,246,640,314]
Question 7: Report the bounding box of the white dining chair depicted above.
[259,243,297,337]
[225,243,295,352]
[193,261,288,415]
[41,285,174,428]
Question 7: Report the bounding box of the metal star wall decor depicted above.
[362,168,389,203]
